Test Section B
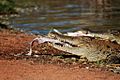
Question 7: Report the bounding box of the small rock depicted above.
[85,67,89,69]
[33,55,39,57]
[34,50,39,53]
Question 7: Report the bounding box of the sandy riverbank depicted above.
[0,29,120,80]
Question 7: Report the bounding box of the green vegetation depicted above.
[0,0,16,14]
[0,0,17,29]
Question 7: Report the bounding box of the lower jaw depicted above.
[49,43,108,61]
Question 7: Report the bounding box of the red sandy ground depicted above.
[0,29,120,80]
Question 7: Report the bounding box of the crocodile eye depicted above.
[52,35,56,38]
[48,34,55,38]
[51,34,54,37]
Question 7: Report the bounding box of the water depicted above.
[10,0,120,34]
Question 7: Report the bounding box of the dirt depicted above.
[0,29,120,80]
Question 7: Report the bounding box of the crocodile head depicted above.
[48,32,93,46]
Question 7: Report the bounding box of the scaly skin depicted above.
[48,32,120,62]
[90,32,120,44]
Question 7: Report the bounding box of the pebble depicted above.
[85,66,89,69]
[33,55,39,58]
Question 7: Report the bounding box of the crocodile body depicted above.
[48,32,120,62]
[89,32,120,44]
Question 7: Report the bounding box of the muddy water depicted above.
[10,0,120,34]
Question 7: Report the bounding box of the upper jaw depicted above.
[47,32,93,47]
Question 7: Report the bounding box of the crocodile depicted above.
[47,32,120,62]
